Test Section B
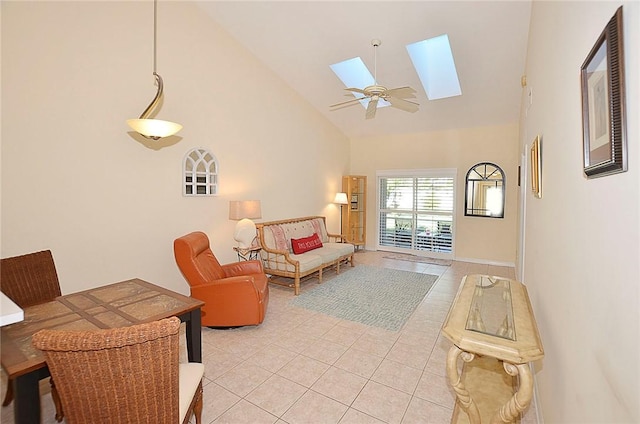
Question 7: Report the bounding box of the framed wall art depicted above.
[580,6,627,178]
[530,136,542,199]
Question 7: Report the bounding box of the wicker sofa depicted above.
[256,216,354,295]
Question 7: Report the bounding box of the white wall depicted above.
[521,1,639,422]
[351,124,519,265]
[1,1,349,296]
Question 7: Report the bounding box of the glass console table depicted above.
[442,275,544,424]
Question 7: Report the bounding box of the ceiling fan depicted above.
[330,39,419,120]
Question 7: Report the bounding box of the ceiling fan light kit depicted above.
[330,38,419,120]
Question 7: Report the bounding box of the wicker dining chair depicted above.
[1,249,64,421]
[32,316,204,424]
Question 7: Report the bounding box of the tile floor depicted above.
[1,250,538,424]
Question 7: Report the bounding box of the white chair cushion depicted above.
[179,362,205,422]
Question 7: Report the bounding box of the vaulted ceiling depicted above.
[196,1,532,138]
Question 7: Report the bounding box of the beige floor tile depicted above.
[350,332,396,357]
[363,325,402,341]
[245,374,307,416]
[413,370,456,409]
[276,354,330,387]
[371,359,422,394]
[334,347,384,379]
[282,390,349,424]
[424,336,453,376]
[302,337,349,365]
[212,399,278,424]
[312,366,368,405]
[339,408,386,423]
[322,324,365,347]
[402,316,443,335]
[396,328,438,349]
[273,330,317,353]
[352,380,412,424]
[401,396,454,424]
[296,315,340,337]
[203,350,246,381]
[245,343,295,373]
[214,362,273,397]
[386,341,431,370]
[199,381,242,423]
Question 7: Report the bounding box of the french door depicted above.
[377,169,456,259]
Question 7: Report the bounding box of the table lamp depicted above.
[229,200,262,248]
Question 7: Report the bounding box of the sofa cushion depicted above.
[310,218,329,242]
[269,225,288,251]
[308,246,342,263]
[285,252,323,273]
[291,233,323,254]
[323,242,355,257]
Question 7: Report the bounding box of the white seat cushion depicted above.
[179,362,204,422]
[309,246,342,263]
[323,242,355,257]
[290,252,323,272]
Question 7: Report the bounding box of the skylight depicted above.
[329,57,390,109]
[406,34,462,100]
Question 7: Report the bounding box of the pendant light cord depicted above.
[138,0,162,120]
[153,0,157,74]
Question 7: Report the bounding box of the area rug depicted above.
[383,253,452,266]
[290,265,438,331]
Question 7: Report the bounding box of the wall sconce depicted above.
[229,200,262,248]
[127,0,182,140]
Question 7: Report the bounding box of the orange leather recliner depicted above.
[174,231,269,327]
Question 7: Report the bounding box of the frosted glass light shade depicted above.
[127,118,183,140]
[334,192,348,205]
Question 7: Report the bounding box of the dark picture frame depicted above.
[580,6,627,179]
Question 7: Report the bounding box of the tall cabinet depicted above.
[342,175,366,248]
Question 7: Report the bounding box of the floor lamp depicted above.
[334,192,348,236]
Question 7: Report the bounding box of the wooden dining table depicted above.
[1,278,204,424]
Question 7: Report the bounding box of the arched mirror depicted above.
[183,148,218,196]
[464,162,505,218]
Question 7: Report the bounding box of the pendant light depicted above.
[127,0,182,140]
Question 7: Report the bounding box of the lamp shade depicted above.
[229,200,262,249]
[334,192,348,205]
[127,118,183,140]
[229,200,262,220]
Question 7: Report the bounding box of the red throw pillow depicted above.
[291,233,323,254]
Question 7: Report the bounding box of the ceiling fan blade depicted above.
[365,97,379,120]
[345,87,367,95]
[387,96,419,113]
[384,86,417,99]
[330,97,367,108]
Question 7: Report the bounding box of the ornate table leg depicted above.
[446,345,481,424]
[490,362,534,424]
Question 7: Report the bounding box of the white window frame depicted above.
[376,168,457,259]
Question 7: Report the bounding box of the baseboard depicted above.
[453,256,515,268]
[530,362,544,424]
